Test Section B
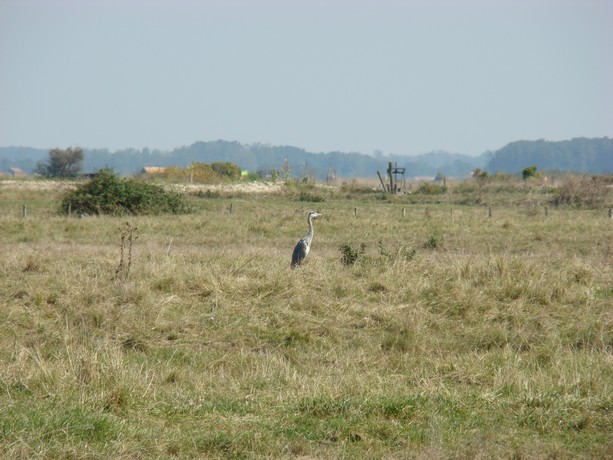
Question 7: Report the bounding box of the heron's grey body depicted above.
[291,211,322,268]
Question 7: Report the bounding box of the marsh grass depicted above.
[1,182,612,458]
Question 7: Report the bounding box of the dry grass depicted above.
[0,181,612,458]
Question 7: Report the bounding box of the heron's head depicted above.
[309,211,323,219]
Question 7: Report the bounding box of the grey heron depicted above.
[291,211,323,268]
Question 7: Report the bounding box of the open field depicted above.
[1,179,612,458]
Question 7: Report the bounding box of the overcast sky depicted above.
[1,0,611,156]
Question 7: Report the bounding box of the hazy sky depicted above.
[1,0,611,156]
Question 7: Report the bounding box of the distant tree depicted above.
[36,147,84,178]
[485,138,613,174]
[522,165,538,180]
[35,158,49,176]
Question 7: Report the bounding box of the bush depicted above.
[552,175,610,208]
[211,162,242,180]
[339,243,366,265]
[424,233,443,249]
[297,191,325,203]
[61,169,191,215]
[340,180,379,195]
[157,162,243,184]
[522,165,539,180]
[417,182,447,195]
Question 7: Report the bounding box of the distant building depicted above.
[141,166,167,175]
[9,167,26,177]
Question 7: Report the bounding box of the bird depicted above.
[291,211,323,268]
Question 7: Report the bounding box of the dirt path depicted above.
[0,179,283,194]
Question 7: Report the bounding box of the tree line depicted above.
[1,137,611,180]
[485,137,613,174]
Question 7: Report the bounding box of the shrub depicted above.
[552,175,610,208]
[424,233,442,249]
[211,162,242,180]
[61,169,190,216]
[297,191,325,203]
[417,182,447,195]
[340,179,377,194]
[339,243,366,265]
[159,162,243,184]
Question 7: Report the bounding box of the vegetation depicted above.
[115,221,138,280]
[60,169,190,215]
[35,147,84,178]
[3,137,611,180]
[162,162,241,184]
[297,190,326,203]
[472,167,490,203]
[339,242,366,265]
[0,177,611,458]
[522,165,539,180]
[416,182,447,195]
[487,137,613,174]
[552,175,613,208]
[211,161,242,180]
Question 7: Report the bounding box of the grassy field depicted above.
[0,179,611,459]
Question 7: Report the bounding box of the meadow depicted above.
[0,178,611,459]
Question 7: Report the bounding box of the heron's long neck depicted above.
[305,215,315,242]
